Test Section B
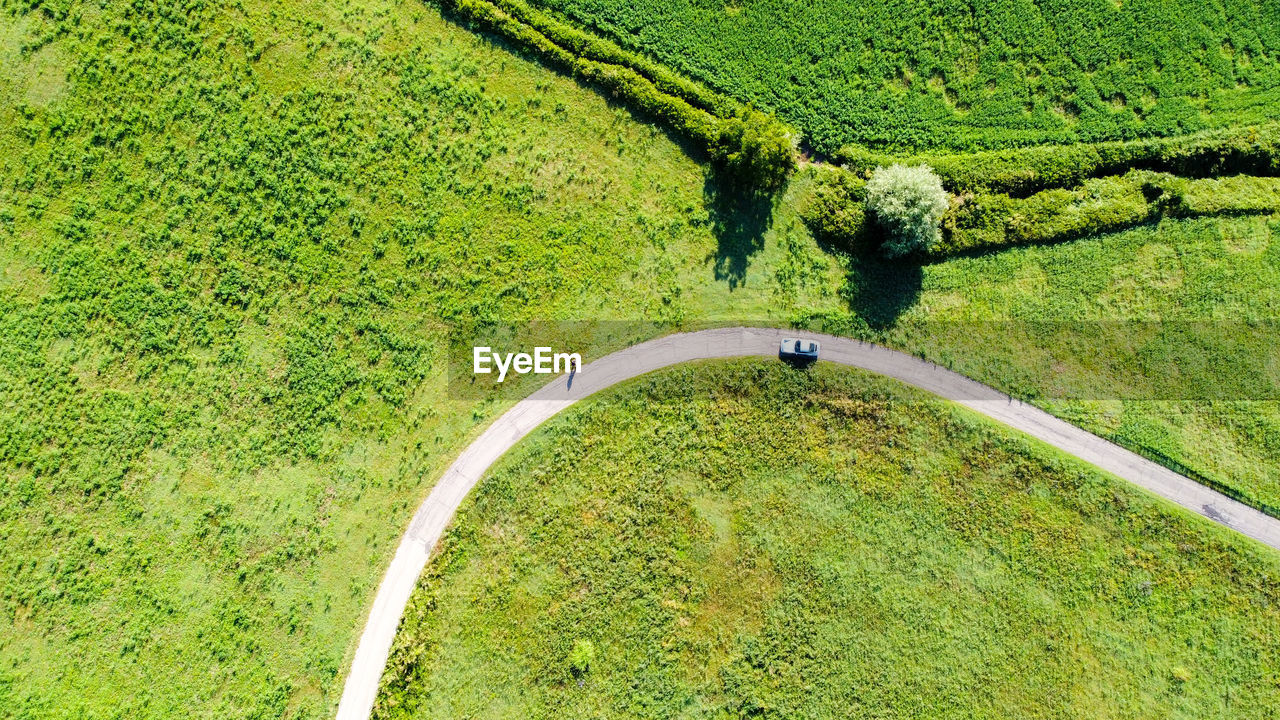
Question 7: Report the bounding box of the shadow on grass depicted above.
[841,253,923,329]
[704,168,777,289]
[805,216,924,330]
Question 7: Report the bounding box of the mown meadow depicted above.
[377,361,1280,719]
[0,0,832,716]
[527,0,1280,155]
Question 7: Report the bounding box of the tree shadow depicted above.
[841,252,923,329]
[704,168,777,289]
[804,213,924,330]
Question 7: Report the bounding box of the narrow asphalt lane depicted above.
[336,327,1280,720]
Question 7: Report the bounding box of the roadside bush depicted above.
[799,166,868,251]
[864,165,948,258]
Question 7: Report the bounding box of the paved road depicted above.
[335,327,1280,720]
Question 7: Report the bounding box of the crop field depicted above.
[526,0,1280,154]
[377,361,1280,718]
[0,0,835,716]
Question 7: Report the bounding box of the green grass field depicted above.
[526,0,1280,154]
[3,0,1280,717]
[860,211,1280,516]
[376,361,1280,719]
[0,0,832,716]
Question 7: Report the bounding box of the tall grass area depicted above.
[377,361,1280,718]
[527,0,1280,154]
[0,1,833,716]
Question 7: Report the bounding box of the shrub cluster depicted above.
[942,176,1151,253]
[838,124,1280,197]
[444,0,796,189]
[800,166,868,250]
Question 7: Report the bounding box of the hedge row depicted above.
[941,174,1152,253]
[442,0,796,188]
[802,166,1280,257]
[836,124,1280,197]
[481,0,738,118]
[941,171,1280,255]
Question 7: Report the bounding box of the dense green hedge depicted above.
[481,0,737,118]
[941,174,1153,253]
[800,166,868,250]
[802,166,1280,257]
[838,124,1280,197]
[942,171,1280,255]
[442,0,796,188]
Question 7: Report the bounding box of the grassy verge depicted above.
[820,212,1280,518]
[377,360,1280,718]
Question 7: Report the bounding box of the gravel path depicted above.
[336,327,1280,720]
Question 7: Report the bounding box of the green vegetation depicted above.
[863,164,948,257]
[942,171,1280,254]
[0,0,830,716]
[377,361,1280,718]
[525,0,1280,155]
[802,166,1280,256]
[441,0,796,189]
[827,212,1280,517]
[839,123,1280,196]
[3,0,1280,715]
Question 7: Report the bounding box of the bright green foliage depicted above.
[711,109,797,191]
[864,165,949,257]
[1175,174,1280,215]
[802,164,1280,256]
[799,166,868,251]
[527,0,1280,154]
[376,361,1280,719]
[943,171,1280,253]
[568,638,596,675]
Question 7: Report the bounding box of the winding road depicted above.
[335,327,1280,720]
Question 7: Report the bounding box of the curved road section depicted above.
[336,327,1280,720]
